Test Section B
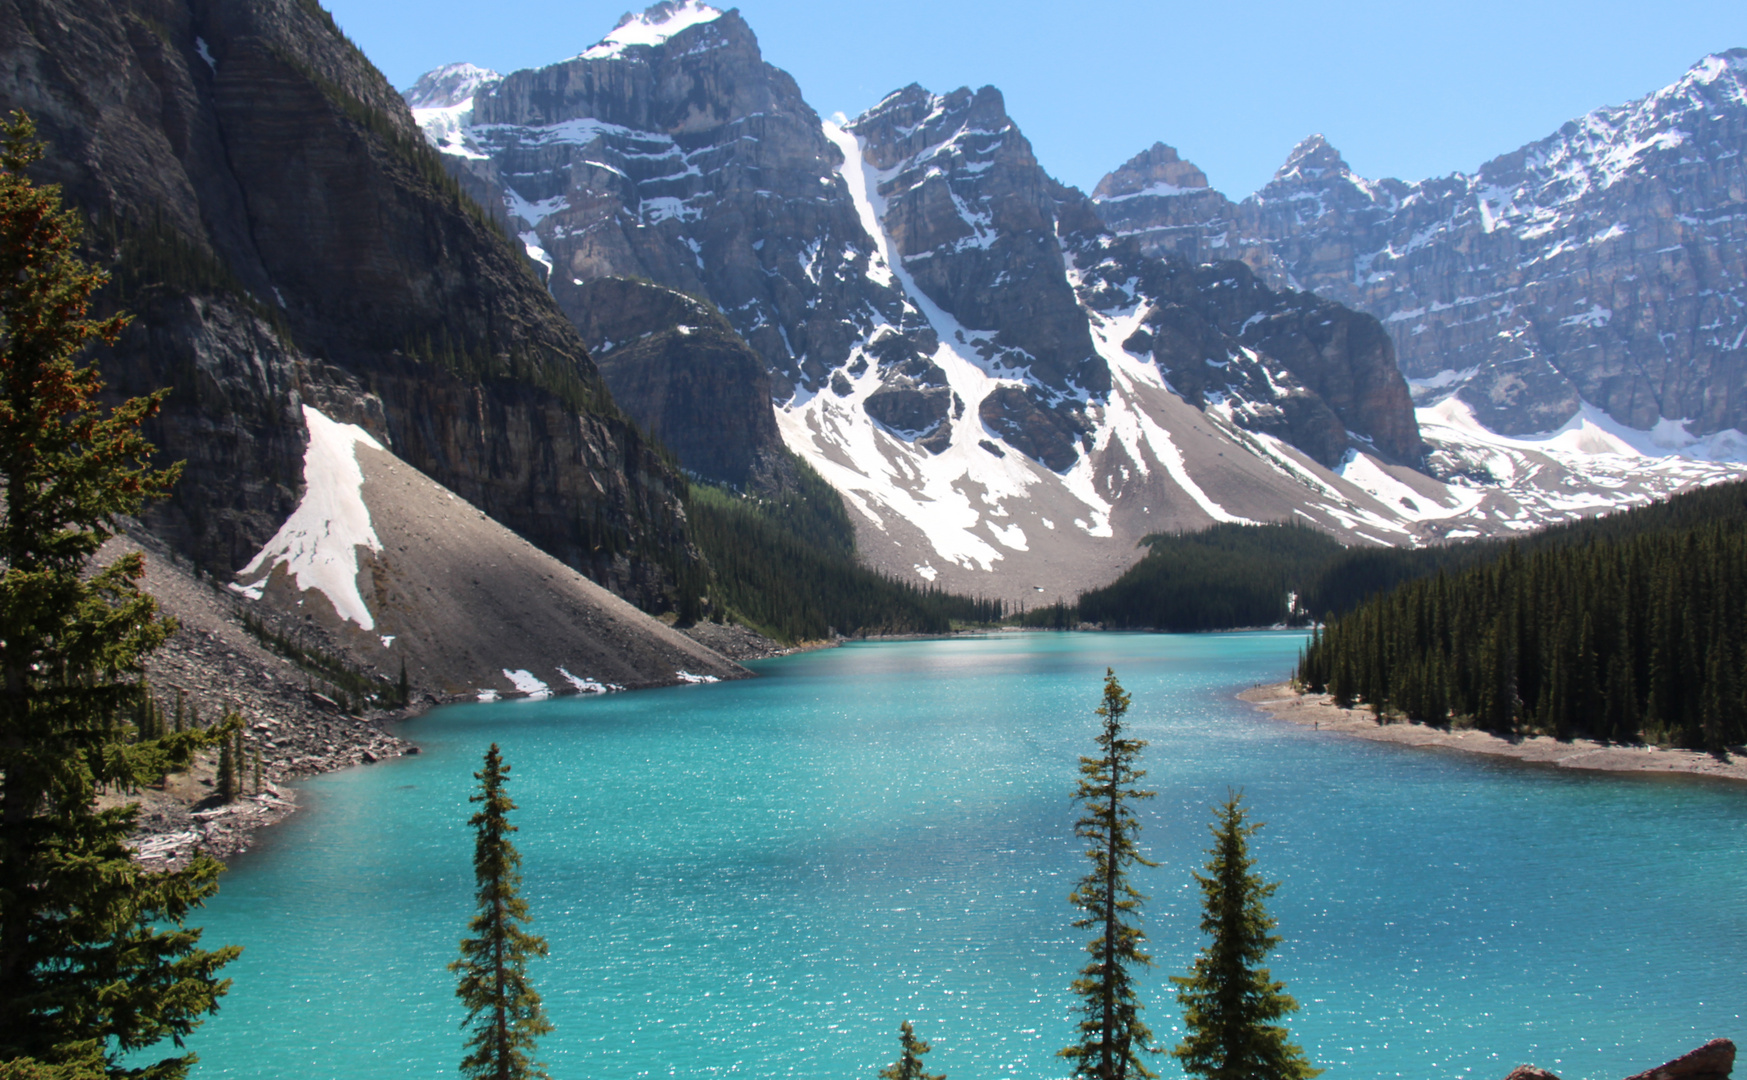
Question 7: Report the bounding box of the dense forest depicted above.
[685,460,1003,641]
[1069,522,1343,630]
[1297,480,1747,750]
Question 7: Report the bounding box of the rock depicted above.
[1496,1039,1736,1080]
[568,278,787,488]
[1501,1067,1563,1080]
[1622,1039,1736,1080]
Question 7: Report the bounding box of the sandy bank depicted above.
[1239,683,1747,784]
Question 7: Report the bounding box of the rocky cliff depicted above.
[1097,51,1747,445]
[1,0,697,614]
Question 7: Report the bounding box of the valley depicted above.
[0,0,1743,1075]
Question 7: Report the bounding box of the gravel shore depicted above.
[1240,682,1747,783]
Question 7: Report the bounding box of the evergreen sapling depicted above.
[1170,791,1320,1080]
[1059,669,1159,1080]
[450,744,551,1080]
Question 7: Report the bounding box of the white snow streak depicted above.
[232,406,385,630]
[502,669,552,698]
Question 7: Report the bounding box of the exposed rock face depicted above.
[1096,52,1747,440]
[448,7,904,400]
[569,277,786,488]
[851,84,1109,398]
[2,0,695,609]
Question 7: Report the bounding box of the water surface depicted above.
[183,632,1746,1079]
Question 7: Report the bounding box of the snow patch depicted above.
[674,670,721,684]
[558,667,617,694]
[580,2,722,60]
[503,669,552,699]
[233,406,385,631]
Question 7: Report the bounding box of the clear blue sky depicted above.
[326,0,1747,198]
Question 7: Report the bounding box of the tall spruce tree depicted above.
[1059,669,1159,1080]
[0,111,239,1078]
[1170,792,1320,1080]
[450,744,551,1080]
[878,1021,944,1080]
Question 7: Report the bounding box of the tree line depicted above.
[1025,480,1747,637]
[1297,520,1747,749]
[685,472,1004,641]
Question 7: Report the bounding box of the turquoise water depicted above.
[179,632,1745,1079]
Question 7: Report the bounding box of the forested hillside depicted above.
[686,461,1004,642]
[1297,481,1747,750]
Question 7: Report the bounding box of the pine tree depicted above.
[215,730,236,803]
[1059,669,1159,1080]
[879,1021,945,1080]
[450,744,552,1080]
[0,111,238,1078]
[1170,792,1320,1080]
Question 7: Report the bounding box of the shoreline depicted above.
[125,621,826,869]
[1239,682,1747,783]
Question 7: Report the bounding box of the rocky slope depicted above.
[1096,50,1747,445]
[229,404,743,698]
[2,0,697,615]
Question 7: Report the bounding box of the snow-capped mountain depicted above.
[403,61,501,156]
[1097,50,1747,446]
[407,8,1747,601]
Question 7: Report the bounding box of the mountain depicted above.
[1096,51,1747,446]
[1,0,733,689]
[408,4,1745,602]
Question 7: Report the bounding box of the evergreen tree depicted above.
[1059,669,1159,1080]
[879,1021,944,1080]
[1170,792,1320,1080]
[0,111,238,1078]
[215,731,237,803]
[450,744,552,1080]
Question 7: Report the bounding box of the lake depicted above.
[176,631,1746,1079]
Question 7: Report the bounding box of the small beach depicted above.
[1241,682,1747,783]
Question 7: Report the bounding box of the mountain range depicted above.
[2,0,1742,699]
[405,2,1747,603]
[1094,49,1747,446]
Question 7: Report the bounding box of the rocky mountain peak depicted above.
[1675,48,1747,97]
[403,62,501,109]
[1270,133,1354,185]
[1091,142,1209,200]
[579,1,726,60]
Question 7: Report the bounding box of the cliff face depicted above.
[2,0,693,607]
[570,277,786,489]
[1096,51,1747,441]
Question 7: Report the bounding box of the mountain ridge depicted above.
[1096,49,1747,446]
